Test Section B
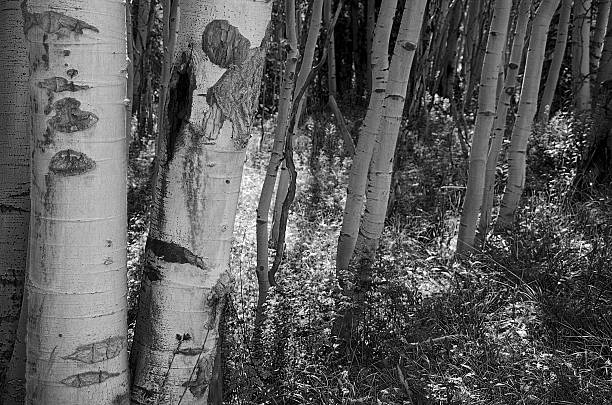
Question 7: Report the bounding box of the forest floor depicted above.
[127,111,612,405]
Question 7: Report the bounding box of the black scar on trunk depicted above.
[146,238,207,271]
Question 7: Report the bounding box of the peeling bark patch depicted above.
[182,357,212,399]
[205,48,266,149]
[60,371,120,387]
[63,336,125,363]
[22,3,99,37]
[48,97,98,132]
[146,238,207,271]
[165,52,196,163]
[202,20,251,68]
[49,149,96,176]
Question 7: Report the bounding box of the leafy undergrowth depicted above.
[127,112,612,404]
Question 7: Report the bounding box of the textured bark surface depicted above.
[572,0,592,111]
[23,0,130,403]
[335,0,398,278]
[334,0,426,341]
[255,0,297,327]
[129,1,272,403]
[0,0,30,391]
[498,0,561,227]
[539,0,572,122]
[457,0,511,254]
[478,0,532,241]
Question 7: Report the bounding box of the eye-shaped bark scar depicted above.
[60,371,120,387]
[22,2,99,37]
[48,97,98,133]
[49,149,96,176]
[39,77,90,115]
[202,20,251,68]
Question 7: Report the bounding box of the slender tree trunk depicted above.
[129,1,272,403]
[539,0,573,122]
[1,294,26,404]
[457,0,512,254]
[573,0,592,111]
[463,0,483,108]
[366,0,375,95]
[593,0,612,97]
[334,0,427,340]
[478,0,532,241]
[498,0,561,228]
[272,0,325,246]
[0,0,29,390]
[325,0,337,99]
[21,0,130,403]
[597,3,612,84]
[255,0,297,333]
[335,0,398,280]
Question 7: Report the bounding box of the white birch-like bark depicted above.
[22,0,130,403]
[255,0,297,325]
[539,0,573,122]
[498,0,561,228]
[335,0,398,278]
[478,0,532,241]
[271,0,324,246]
[457,0,512,254]
[130,1,272,403]
[573,0,592,111]
[593,0,611,69]
[0,0,29,391]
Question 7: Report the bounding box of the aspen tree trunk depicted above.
[335,0,426,340]
[0,0,29,390]
[271,0,324,246]
[478,0,532,241]
[593,0,611,65]
[1,295,26,404]
[366,0,375,94]
[129,1,272,403]
[598,3,612,83]
[456,0,511,254]
[255,0,297,328]
[498,0,561,228]
[573,0,592,111]
[335,0,398,279]
[463,0,483,107]
[325,0,337,99]
[539,0,573,122]
[593,0,611,97]
[21,0,130,403]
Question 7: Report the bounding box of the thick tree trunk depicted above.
[0,0,29,390]
[593,0,612,97]
[129,1,272,403]
[572,0,592,111]
[334,0,426,341]
[478,0,532,241]
[456,0,511,254]
[335,0,398,280]
[498,0,561,228]
[539,0,573,122]
[22,0,130,403]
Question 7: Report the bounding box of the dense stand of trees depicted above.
[1,0,612,403]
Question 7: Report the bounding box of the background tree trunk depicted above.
[457,0,511,254]
[572,0,592,111]
[336,0,398,280]
[478,0,532,241]
[0,0,30,390]
[539,0,573,122]
[498,0,561,228]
